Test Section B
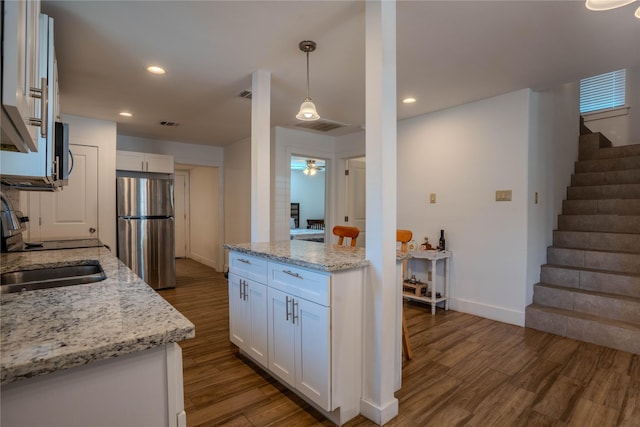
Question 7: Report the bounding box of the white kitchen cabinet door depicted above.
[295,297,330,410]
[116,151,145,171]
[229,273,268,367]
[1,0,40,152]
[146,153,174,173]
[268,287,296,387]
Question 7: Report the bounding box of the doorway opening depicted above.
[290,156,326,242]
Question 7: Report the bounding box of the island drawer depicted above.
[268,262,330,306]
[229,252,268,283]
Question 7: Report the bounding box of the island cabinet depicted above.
[226,241,368,426]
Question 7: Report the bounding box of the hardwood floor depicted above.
[159,259,640,427]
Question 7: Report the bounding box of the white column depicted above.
[361,1,398,425]
[251,69,271,242]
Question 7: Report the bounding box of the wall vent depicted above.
[238,90,252,99]
[295,120,343,133]
[159,121,180,127]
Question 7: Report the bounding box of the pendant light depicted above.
[585,0,640,18]
[296,40,320,121]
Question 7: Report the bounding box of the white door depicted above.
[268,287,296,387]
[174,171,189,258]
[346,158,366,247]
[295,298,331,410]
[22,144,98,241]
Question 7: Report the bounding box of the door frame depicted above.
[174,169,190,259]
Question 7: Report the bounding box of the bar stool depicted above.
[397,229,413,361]
[332,226,360,247]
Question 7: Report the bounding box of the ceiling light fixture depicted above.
[303,159,323,176]
[119,112,133,117]
[585,0,640,18]
[296,41,320,122]
[402,97,417,104]
[146,65,166,75]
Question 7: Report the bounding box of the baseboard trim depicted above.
[359,397,398,425]
[449,298,524,326]
[188,253,217,270]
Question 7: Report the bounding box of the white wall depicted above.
[290,169,326,228]
[397,90,532,325]
[224,136,251,249]
[272,127,336,241]
[583,66,639,146]
[63,115,117,251]
[188,166,219,269]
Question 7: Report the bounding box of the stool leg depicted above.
[402,308,413,360]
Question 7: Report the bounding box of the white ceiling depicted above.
[41,0,640,147]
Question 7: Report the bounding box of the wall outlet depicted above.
[495,190,512,202]
[430,193,436,204]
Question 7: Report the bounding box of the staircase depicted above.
[525,129,640,354]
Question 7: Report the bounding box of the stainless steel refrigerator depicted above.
[116,172,176,289]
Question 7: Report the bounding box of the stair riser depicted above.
[571,169,640,187]
[557,215,640,233]
[575,156,640,173]
[567,184,640,200]
[541,265,640,298]
[525,306,640,354]
[553,230,640,253]
[532,284,640,325]
[547,247,640,274]
[562,199,640,215]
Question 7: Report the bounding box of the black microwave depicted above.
[54,122,70,185]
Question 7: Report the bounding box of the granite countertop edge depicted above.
[224,241,370,272]
[0,247,195,386]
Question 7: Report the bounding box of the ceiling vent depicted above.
[295,119,344,133]
[159,120,180,127]
[238,90,252,99]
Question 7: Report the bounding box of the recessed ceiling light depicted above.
[119,112,133,117]
[402,97,417,104]
[146,65,166,75]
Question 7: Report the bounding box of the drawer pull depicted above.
[283,270,303,279]
[238,258,251,264]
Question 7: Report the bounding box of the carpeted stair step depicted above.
[571,169,640,186]
[532,283,640,326]
[541,264,640,298]
[567,183,640,200]
[525,304,640,354]
[547,247,640,275]
[553,230,640,253]
[562,199,640,215]
[557,214,640,233]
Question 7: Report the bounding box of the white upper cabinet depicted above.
[116,151,174,173]
[1,0,42,152]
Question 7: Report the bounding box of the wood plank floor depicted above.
[159,259,640,427]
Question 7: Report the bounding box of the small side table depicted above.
[403,250,452,315]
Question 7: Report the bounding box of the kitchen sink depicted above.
[1,260,106,294]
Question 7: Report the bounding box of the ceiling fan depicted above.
[303,160,325,176]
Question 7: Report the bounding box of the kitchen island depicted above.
[0,246,195,427]
[225,240,368,426]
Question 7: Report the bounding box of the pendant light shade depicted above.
[296,40,320,121]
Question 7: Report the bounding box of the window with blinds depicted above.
[580,69,626,114]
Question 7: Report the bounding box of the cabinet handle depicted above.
[239,279,244,300]
[283,270,302,279]
[238,259,251,264]
[243,281,248,301]
[285,296,291,321]
[292,299,299,324]
[28,78,49,137]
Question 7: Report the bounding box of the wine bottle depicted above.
[439,229,445,251]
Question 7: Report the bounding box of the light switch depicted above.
[496,190,512,202]
[430,193,436,204]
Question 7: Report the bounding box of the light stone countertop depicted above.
[0,246,195,385]
[225,240,369,272]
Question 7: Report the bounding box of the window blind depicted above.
[580,69,626,114]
